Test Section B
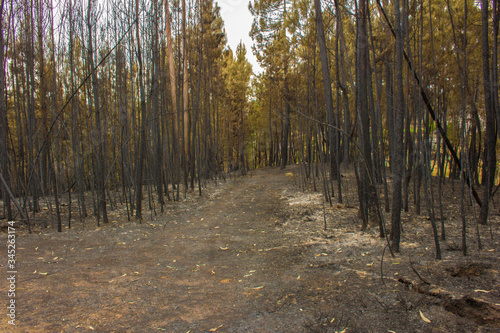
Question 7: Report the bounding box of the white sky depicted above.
[217,0,263,74]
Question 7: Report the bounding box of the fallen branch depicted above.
[398,277,452,299]
[0,171,28,221]
[398,277,500,325]
[409,255,431,285]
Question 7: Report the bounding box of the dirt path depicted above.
[2,167,500,332]
[1,168,313,332]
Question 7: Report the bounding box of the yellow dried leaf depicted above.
[419,310,431,323]
[209,324,223,331]
[474,289,491,293]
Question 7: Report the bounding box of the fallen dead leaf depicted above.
[209,324,223,331]
[419,310,431,323]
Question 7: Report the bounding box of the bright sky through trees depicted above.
[218,0,262,74]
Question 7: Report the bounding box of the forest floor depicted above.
[1,166,500,332]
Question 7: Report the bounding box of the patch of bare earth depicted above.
[1,167,499,332]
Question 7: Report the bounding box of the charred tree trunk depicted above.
[390,0,405,253]
[0,0,12,220]
[134,0,147,220]
[479,0,497,225]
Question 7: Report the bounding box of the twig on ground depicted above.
[409,255,431,285]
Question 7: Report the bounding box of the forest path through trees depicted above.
[2,167,500,332]
[3,168,321,332]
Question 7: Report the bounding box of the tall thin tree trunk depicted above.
[152,0,163,212]
[134,0,147,220]
[460,0,469,255]
[493,0,499,137]
[314,0,336,183]
[356,0,377,230]
[87,0,108,225]
[26,0,40,216]
[479,0,496,225]
[0,0,12,220]
[182,0,189,175]
[281,65,290,169]
[391,0,405,252]
[68,0,86,219]
[164,0,180,201]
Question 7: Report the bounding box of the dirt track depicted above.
[1,167,499,332]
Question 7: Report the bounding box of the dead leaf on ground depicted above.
[419,310,431,323]
[209,324,223,331]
